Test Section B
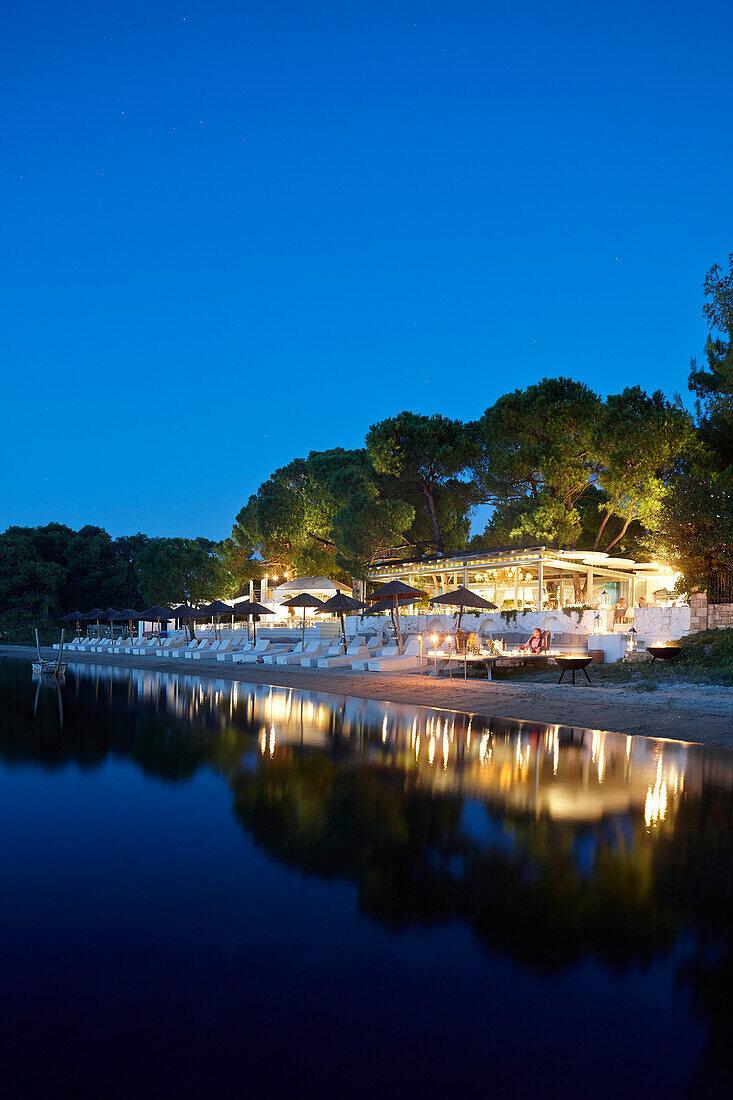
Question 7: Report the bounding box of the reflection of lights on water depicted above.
[597,744,605,783]
[442,733,449,770]
[466,717,472,751]
[415,734,420,760]
[428,736,436,766]
[479,733,491,766]
[382,715,388,744]
[626,735,632,759]
[645,778,667,826]
[269,726,276,757]
[259,728,267,755]
[553,736,559,776]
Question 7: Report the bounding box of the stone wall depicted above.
[689,593,733,632]
[633,605,691,643]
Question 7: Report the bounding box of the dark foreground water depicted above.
[1,659,732,1098]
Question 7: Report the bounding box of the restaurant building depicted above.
[361,545,680,612]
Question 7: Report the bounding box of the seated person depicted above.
[520,628,546,654]
[614,597,628,623]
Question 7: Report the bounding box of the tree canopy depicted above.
[471,380,694,556]
[0,524,147,643]
[689,253,733,475]
[135,537,235,608]
[650,476,733,596]
[365,411,478,555]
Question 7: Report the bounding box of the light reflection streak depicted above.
[63,664,707,826]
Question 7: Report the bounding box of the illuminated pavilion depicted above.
[360,545,679,611]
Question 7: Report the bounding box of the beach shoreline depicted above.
[4,644,732,747]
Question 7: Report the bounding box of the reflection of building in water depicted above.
[65,663,733,826]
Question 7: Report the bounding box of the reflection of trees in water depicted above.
[228,746,733,1086]
[2,658,732,1078]
[230,753,463,924]
[0,664,225,781]
[230,752,678,969]
[653,787,733,1092]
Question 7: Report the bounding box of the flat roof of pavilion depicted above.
[366,544,665,579]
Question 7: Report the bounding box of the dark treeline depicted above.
[2,256,732,642]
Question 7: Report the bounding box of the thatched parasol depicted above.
[82,608,105,639]
[367,581,426,651]
[201,599,234,637]
[430,585,498,630]
[169,604,204,639]
[281,592,325,646]
[140,605,172,621]
[232,600,274,642]
[61,610,85,634]
[102,608,120,640]
[316,592,365,644]
[114,608,140,641]
[139,606,172,634]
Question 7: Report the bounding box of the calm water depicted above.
[1,658,731,1098]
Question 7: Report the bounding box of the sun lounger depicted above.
[318,635,381,668]
[217,640,255,662]
[184,639,217,659]
[192,639,236,659]
[351,642,400,671]
[290,641,331,666]
[301,640,344,667]
[130,637,161,655]
[365,636,422,672]
[189,639,221,659]
[153,634,185,656]
[259,641,304,665]
[272,641,328,666]
[164,639,200,658]
[232,640,288,664]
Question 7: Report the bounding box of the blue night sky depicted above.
[2,0,732,539]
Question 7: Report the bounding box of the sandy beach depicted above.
[4,644,732,747]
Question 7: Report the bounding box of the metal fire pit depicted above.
[647,645,682,664]
[555,656,593,685]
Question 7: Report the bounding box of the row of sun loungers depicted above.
[63,627,585,672]
[59,631,426,672]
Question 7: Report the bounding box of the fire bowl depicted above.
[647,645,682,662]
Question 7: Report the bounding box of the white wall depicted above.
[346,608,613,638]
